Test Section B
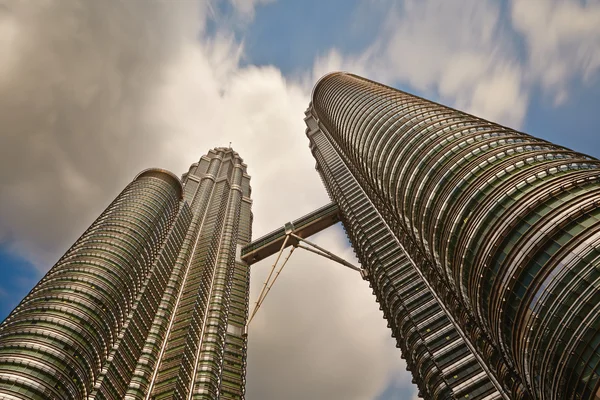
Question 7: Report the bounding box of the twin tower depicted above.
[1,73,599,400]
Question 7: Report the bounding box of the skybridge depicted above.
[241,202,346,265]
[241,202,364,330]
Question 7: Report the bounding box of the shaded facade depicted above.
[0,147,252,400]
[305,72,600,399]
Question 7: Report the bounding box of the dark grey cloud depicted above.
[0,0,199,264]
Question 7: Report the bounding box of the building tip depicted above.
[134,168,184,199]
[311,71,349,104]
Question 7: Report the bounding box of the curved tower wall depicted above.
[306,122,506,399]
[0,147,253,400]
[0,169,185,399]
[307,72,600,400]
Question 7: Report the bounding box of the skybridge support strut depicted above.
[245,231,361,332]
[290,233,361,272]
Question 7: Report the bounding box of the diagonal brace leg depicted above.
[290,233,360,272]
[245,233,362,333]
[247,245,296,328]
[251,235,289,318]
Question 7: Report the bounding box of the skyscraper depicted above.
[2,72,600,400]
[305,72,600,399]
[0,148,252,400]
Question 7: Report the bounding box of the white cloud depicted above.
[311,0,600,128]
[229,0,275,20]
[511,0,600,104]
[0,4,19,82]
[312,0,529,129]
[150,44,327,235]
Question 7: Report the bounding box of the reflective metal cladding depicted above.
[2,70,600,400]
[306,72,600,400]
[0,148,252,400]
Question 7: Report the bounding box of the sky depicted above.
[0,0,599,399]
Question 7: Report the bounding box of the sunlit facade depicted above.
[0,147,252,400]
[306,72,600,400]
